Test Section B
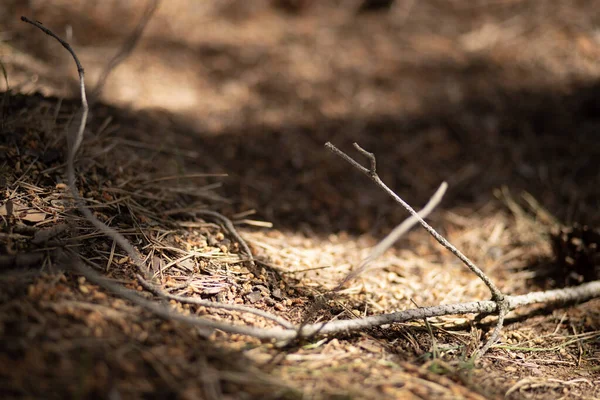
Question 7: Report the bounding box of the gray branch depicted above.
[325,142,504,301]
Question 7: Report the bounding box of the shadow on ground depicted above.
[105,77,600,236]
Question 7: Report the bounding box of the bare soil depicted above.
[1,1,599,399]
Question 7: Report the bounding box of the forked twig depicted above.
[325,141,510,356]
[325,142,504,300]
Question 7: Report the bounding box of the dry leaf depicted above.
[0,201,47,223]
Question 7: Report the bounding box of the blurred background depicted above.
[2,0,600,232]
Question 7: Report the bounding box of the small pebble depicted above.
[245,290,262,304]
[272,288,284,300]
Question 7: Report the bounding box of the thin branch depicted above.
[75,252,600,342]
[307,280,600,339]
[325,141,511,358]
[325,141,504,301]
[137,274,294,329]
[22,16,148,279]
[21,17,87,156]
[475,305,508,358]
[194,210,256,269]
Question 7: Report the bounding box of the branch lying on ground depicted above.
[21,17,600,358]
[325,142,504,301]
[75,259,600,343]
[194,209,256,269]
[325,141,510,357]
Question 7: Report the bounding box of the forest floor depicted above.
[1,1,600,399]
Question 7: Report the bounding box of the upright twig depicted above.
[326,142,503,300]
[325,142,510,356]
[22,17,150,280]
[20,17,88,156]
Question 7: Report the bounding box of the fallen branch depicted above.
[296,280,600,338]
[325,142,510,357]
[73,258,600,342]
[194,209,256,269]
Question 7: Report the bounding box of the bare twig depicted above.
[194,210,256,269]
[303,281,600,338]
[22,16,148,279]
[72,264,600,342]
[325,141,504,301]
[325,141,510,356]
[475,305,508,358]
[20,17,87,156]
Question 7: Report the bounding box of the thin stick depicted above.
[21,17,87,156]
[325,141,510,357]
[195,210,256,269]
[334,181,447,290]
[475,306,508,358]
[325,141,504,301]
[22,16,150,279]
[73,263,600,342]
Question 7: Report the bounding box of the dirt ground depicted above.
[1,1,600,399]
